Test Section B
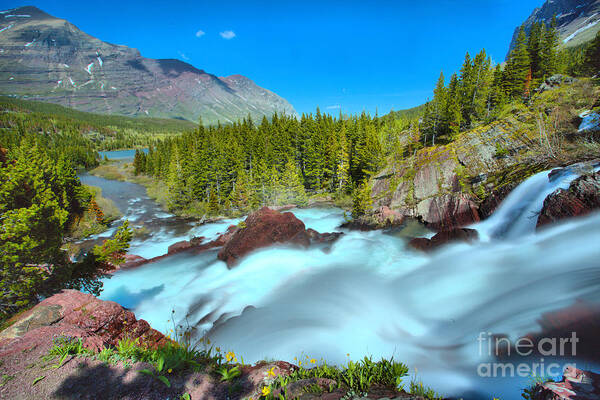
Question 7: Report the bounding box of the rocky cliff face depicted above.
[0,6,296,124]
[369,77,599,231]
[507,0,600,55]
[370,119,527,230]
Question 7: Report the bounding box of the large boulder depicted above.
[217,207,341,267]
[218,207,310,267]
[537,171,600,228]
[532,366,600,399]
[408,228,479,252]
[0,290,170,356]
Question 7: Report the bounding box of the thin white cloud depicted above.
[178,51,190,61]
[195,29,205,38]
[326,105,341,110]
[220,30,236,39]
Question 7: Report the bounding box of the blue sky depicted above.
[7,0,544,115]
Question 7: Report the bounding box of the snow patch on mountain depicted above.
[563,13,600,43]
[5,15,31,18]
[86,62,94,74]
[0,24,13,34]
[24,39,36,47]
[97,57,103,67]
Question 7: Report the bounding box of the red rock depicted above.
[0,290,171,357]
[478,184,516,219]
[167,240,192,254]
[218,207,309,267]
[120,253,147,269]
[408,228,479,252]
[213,224,239,246]
[417,194,481,230]
[532,366,600,399]
[217,207,343,267]
[537,171,600,228]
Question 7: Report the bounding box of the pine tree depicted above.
[527,22,543,79]
[431,71,447,144]
[445,73,463,140]
[351,181,373,219]
[506,26,531,100]
[540,17,559,78]
[279,158,307,206]
[584,31,600,75]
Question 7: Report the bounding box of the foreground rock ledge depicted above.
[0,290,427,400]
[0,290,169,354]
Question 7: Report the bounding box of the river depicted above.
[80,150,600,399]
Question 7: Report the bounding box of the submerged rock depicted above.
[218,207,342,268]
[537,171,600,228]
[532,366,600,400]
[408,228,479,252]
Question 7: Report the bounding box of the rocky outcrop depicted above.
[218,207,342,267]
[415,194,480,231]
[532,366,600,400]
[0,290,169,356]
[0,6,296,124]
[408,228,479,252]
[341,206,406,230]
[537,171,600,228]
[370,121,525,231]
[537,74,578,93]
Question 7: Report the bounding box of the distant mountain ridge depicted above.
[0,6,297,124]
[507,0,600,57]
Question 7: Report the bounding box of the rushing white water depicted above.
[89,162,600,399]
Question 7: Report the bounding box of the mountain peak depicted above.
[0,6,296,124]
[507,0,600,57]
[1,5,55,20]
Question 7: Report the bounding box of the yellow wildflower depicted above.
[310,359,316,364]
[261,386,271,396]
[226,351,235,362]
[168,368,172,373]
[267,367,276,377]
[216,347,221,352]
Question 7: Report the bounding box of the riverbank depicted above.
[67,184,122,240]
[89,161,353,220]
